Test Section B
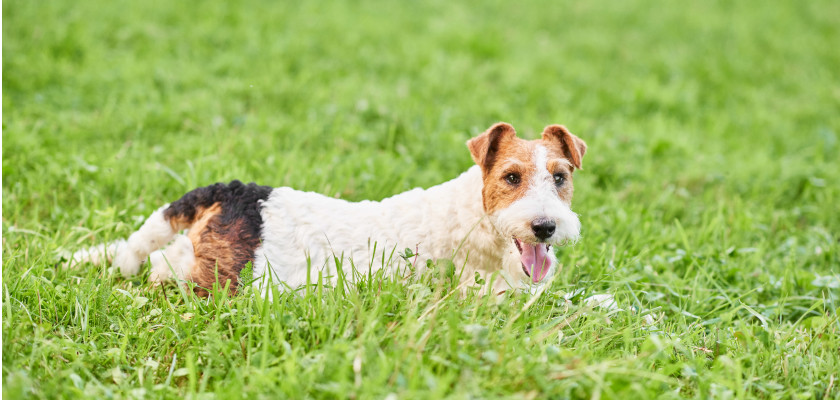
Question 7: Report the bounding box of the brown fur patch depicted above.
[479,139,536,214]
[174,202,241,295]
[467,122,518,173]
[184,203,222,243]
[189,212,254,296]
[541,125,587,170]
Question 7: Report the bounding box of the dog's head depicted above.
[467,122,586,284]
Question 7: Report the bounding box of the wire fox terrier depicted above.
[69,123,587,296]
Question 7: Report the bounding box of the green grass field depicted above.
[3,0,839,398]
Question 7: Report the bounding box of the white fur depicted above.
[112,205,176,277]
[66,240,126,269]
[253,166,519,294]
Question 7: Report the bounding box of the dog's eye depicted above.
[553,173,566,186]
[505,173,521,185]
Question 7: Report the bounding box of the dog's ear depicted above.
[467,122,517,173]
[541,125,587,170]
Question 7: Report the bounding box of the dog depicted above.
[67,122,587,296]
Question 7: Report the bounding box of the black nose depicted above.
[531,219,556,241]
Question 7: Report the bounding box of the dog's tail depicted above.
[64,239,126,268]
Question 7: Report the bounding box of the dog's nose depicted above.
[531,219,556,241]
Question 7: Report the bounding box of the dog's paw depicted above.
[148,251,173,283]
[113,247,143,277]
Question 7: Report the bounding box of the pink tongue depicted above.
[520,242,551,283]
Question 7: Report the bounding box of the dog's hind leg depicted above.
[113,205,177,277]
[149,234,196,284]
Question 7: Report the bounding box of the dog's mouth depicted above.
[513,238,551,283]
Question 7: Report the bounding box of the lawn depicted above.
[3,0,839,398]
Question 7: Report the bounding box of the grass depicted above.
[3,0,839,398]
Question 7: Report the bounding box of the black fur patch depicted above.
[165,180,272,231]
